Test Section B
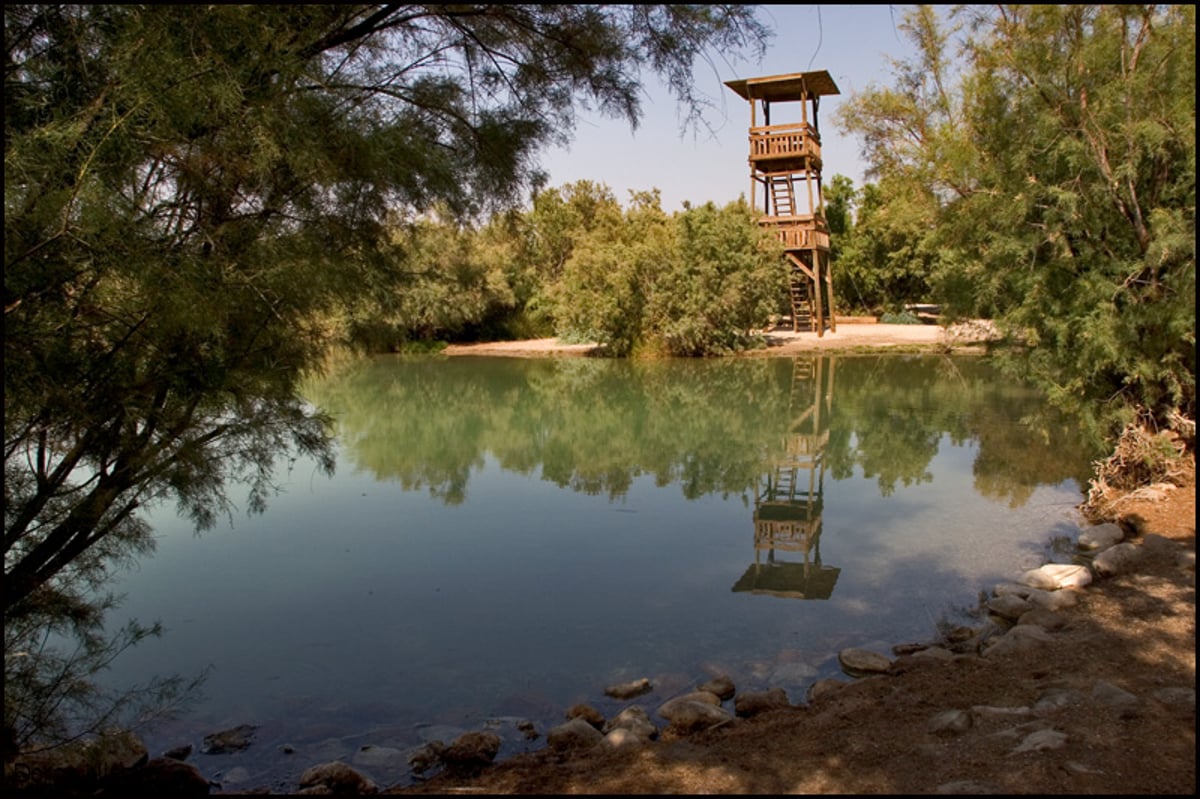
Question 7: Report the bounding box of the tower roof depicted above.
[724,70,840,103]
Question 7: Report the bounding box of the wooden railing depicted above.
[759,216,830,251]
[748,123,821,162]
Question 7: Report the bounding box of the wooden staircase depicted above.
[788,259,813,333]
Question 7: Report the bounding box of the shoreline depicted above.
[438,320,1001,358]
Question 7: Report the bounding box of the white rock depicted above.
[1018,563,1092,590]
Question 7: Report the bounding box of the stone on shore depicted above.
[838,647,894,677]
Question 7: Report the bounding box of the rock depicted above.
[1023,585,1079,611]
[1077,522,1124,550]
[162,743,193,761]
[1018,563,1092,590]
[697,674,736,701]
[1151,686,1195,718]
[441,731,502,771]
[1092,542,1142,577]
[734,687,790,718]
[1011,728,1068,753]
[807,678,847,702]
[982,624,1055,658]
[970,705,1033,721]
[602,727,651,749]
[656,699,734,733]
[201,723,257,754]
[1033,687,1082,714]
[406,741,446,774]
[942,625,978,643]
[297,761,378,794]
[604,677,653,700]
[546,717,604,752]
[1016,608,1068,630]
[602,705,658,740]
[837,647,893,677]
[927,709,972,736]
[565,703,605,729]
[657,690,721,714]
[987,594,1033,621]
[516,719,539,740]
[1091,680,1138,708]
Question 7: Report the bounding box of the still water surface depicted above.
[101,353,1100,789]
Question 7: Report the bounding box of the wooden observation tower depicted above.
[726,71,840,335]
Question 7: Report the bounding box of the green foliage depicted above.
[834,4,1196,432]
[646,198,786,356]
[879,310,922,325]
[534,190,785,356]
[833,180,940,313]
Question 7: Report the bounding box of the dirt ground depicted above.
[400,324,1196,796]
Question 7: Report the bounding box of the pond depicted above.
[98,352,1101,791]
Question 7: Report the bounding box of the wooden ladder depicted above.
[772,466,797,502]
[789,262,813,332]
[769,174,796,216]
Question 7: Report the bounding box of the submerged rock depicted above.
[565,703,605,729]
[201,723,257,754]
[697,675,736,701]
[604,677,653,700]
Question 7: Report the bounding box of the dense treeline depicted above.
[836,5,1195,428]
[323,183,787,356]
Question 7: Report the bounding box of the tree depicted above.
[834,4,1195,427]
[646,197,786,355]
[4,3,771,746]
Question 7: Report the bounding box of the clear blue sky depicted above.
[536,4,922,212]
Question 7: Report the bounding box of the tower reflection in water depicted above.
[732,356,840,599]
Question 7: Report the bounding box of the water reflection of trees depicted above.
[306,353,1101,508]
